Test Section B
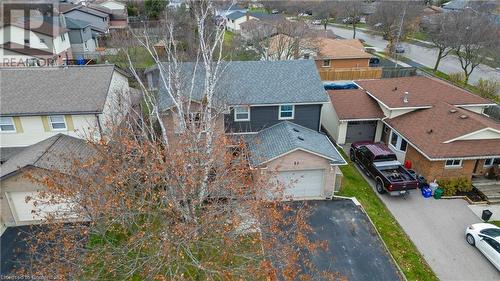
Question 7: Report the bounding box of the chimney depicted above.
[403,91,409,103]
[246,11,250,21]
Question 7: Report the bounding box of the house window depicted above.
[61,34,66,41]
[49,115,67,130]
[322,59,330,67]
[24,39,29,45]
[279,105,294,120]
[445,159,462,168]
[390,131,407,152]
[303,54,310,59]
[0,117,16,132]
[484,158,500,167]
[40,38,45,44]
[234,106,250,121]
[186,112,204,130]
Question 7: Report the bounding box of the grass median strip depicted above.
[337,151,438,281]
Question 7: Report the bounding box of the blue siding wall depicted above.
[224,104,322,133]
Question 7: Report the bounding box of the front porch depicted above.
[472,176,500,204]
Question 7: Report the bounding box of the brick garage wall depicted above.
[404,145,476,181]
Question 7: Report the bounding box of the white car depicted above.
[465,223,500,270]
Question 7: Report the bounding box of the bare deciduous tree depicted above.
[16,1,337,280]
[448,10,499,84]
[368,0,423,50]
[245,19,319,60]
[423,13,455,71]
[337,0,365,39]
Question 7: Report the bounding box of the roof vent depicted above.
[293,128,300,132]
[403,91,409,103]
[459,114,468,119]
[449,109,457,113]
[297,136,304,141]
[392,86,398,91]
[426,129,433,134]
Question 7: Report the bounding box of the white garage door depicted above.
[7,191,76,224]
[273,169,325,200]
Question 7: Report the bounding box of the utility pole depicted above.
[394,3,407,68]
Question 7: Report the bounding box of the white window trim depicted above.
[483,158,499,167]
[445,159,462,168]
[278,105,295,120]
[0,117,16,133]
[49,115,67,131]
[389,130,407,152]
[234,106,250,122]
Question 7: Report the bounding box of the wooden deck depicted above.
[473,177,500,204]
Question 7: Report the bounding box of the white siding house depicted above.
[0,65,131,151]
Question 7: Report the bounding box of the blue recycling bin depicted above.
[421,186,432,198]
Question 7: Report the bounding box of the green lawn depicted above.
[337,151,438,281]
[491,221,500,227]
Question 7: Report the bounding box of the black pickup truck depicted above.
[350,141,418,196]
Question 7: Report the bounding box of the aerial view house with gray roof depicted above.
[65,17,97,58]
[59,4,110,39]
[146,60,346,200]
[0,134,92,233]
[0,17,72,66]
[0,64,131,152]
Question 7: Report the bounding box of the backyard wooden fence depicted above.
[318,67,383,81]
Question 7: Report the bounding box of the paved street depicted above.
[353,164,500,281]
[326,26,500,85]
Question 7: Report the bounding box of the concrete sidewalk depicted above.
[468,204,500,221]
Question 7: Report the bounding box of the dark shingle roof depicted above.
[0,147,25,163]
[0,65,119,116]
[227,11,246,20]
[151,60,328,110]
[65,17,91,29]
[249,12,283,21]
[245,121,346,166]
[0,134,93,179]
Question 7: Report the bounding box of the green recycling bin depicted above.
[434,188,444,199]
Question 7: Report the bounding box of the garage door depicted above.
[6,191,76,224]
[346,121,377,143]
[272,170,324,200]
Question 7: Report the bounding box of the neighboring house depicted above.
[95,0,127,13]
[146,60,346,200]
[215,3,247,18]
[225,11,255,31]
[60,4,110,34]
[0,18,72,66]
[322,76,499,182]
[88,3,128,30]
[313,38,372,70]
[0,134,92,231]
[0,65,131,150]
[65,17,97,58]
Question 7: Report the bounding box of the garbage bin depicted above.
[422,186,432,198]
[429,182,439,195]
[434,188,444,199]
[482,209,493,222]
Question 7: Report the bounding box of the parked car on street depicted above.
[465,223,500,271]
[394,44,405,53]
[311,19,322,25]
[350,141,419,196]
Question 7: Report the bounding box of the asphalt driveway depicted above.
[356,167,500,281]
[298,200,403,281]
